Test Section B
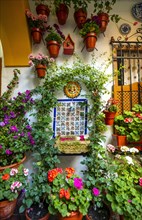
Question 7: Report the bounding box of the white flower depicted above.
[107,144,115,153]
[10,168,18,176]
[125,156,134,165]
[23,168,29,176]
[115,154,121,159]
[120,146,129,152]
[84,134,89,140]
[129,147,139,153]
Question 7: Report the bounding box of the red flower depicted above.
[65,167,75,178]
[48,168,63,182]
[139,178,142,186]
[133,22,138,26]
[2,173,10,181]
[135,113,142,120]
[59,188,70,200]
[124,118,133,123]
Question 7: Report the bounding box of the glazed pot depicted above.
[0,199,17,220]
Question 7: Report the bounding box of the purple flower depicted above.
[20,132,25,137]
[10,111,16,118]
[74,177,83,190]
[18,92,22,96]
[26,125,32,130]
[13,135,18,139]
[30,139,35,145]
[0,145,2,149]
[10,125,18,132]
[0,121,5,127]
[25,90,31,96]
[128,200,132,203]
[6,149,13,155]
[92,187,100,196]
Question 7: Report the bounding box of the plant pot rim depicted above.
[0,155,26,171]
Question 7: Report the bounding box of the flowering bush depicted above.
[25,9,48,31]
[114,108,142,142]
[0,70,35,166]
[47,167,92,217]
[28,53,55,67]
[106,144,142,219]
[0,164,29,201]
[45,24,65,44]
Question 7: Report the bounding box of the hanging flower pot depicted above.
[31,28,43,44]
[36,4,50,17]
[98,12,109,33]
[103,111,116,125]
[0,199,17,220]
[58,211,83,220]
[46,41,61,58]
[74,8,87,29]
[56,3,69,25]
[35,64,47,78]
[84,33,97,52]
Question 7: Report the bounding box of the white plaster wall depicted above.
[1,0,141,174]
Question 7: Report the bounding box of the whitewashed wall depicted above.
[0,0,141,175]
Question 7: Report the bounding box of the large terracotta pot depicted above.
[74,8,87,29]
[84,33,97,52]
[117,135,127,147]
[98,12,109,33]
[25,209,49,220]
[103,111,116,125]
[56,3,69,25]
[36,64,47,78]
[0,155,26,172]
[58,212,83,220]
[46,41,61,58]
[31,28,43,44]
[36,4,50,17]
[0,199,17,220]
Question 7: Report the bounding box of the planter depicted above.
[25,206,49,220]
[31,28,43,44]
[0,155,26,172]
[86,203,111,220]
[46,40,60,58]
[117,135,127,147]
[56,3,69,25]
[84,33,97,52]
[98,12,109,33]
[74,8,87,29]
[36,64,47,78]
[58,212,83,220]
[0,199,17,220]
[103,111,116,125]
[36,4,50,17]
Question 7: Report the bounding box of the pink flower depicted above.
[74,177,83,190]
[92,187,100,196]
[139,178,142,186]
[128,199,132,203]
[107,144,115,153]
[10,168,18,176]
[23,168,29,176]
[124,118,133,123]
[10,181,22,192]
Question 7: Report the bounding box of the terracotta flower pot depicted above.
[25,209,49,220]
[36,64,47,78]
[56,3,69,25]
[46,41,60,58]
[98,12,109,33]
[84,33,97,52]
[0,199,17,220]
[0,155,26,172]
[36,4,50,17]
[74,8,87,29]
[117,135,127,147]
[103,111,116,125]
[31,28,43,44]
[58,212,83,220]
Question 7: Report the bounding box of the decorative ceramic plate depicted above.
[131,3,142,21]
[64,81,81,98]
[120,23,131,35]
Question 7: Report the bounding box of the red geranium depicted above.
[2,173,10,181]
[48,168,63,182]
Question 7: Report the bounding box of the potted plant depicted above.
[114,109,142,146]
[32,0,50,17]
[28,53,55,78]
[72,0,91,29]
[103,98,119,125]
[0,70,35,170]
[0,164,29,219]
[106,144,142,220]
[47,167,92,219]
[53,0,71,25]
[79,15,100,51]
[93,0,118,32]
[45,24,65,58]
[25,9,48,43]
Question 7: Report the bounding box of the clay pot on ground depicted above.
[74,8,87,29]
[56,3,69,25]
[36,4,50,17]
[84,33,97,52]
[117,135,127,147]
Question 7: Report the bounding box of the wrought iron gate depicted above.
[111,41,142,114]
